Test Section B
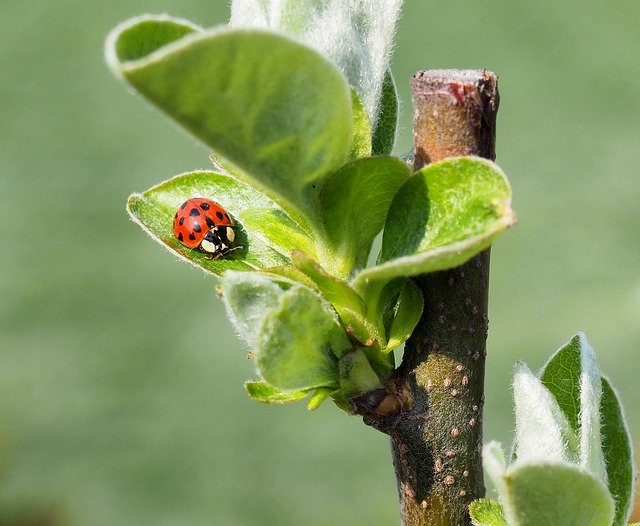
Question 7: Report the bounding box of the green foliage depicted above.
[371,70,399,156]
[350,91,373,159]
[291,250,381,347]
[600,378,635,526]
[245,381,308,404]
[108,12,515,411]
[383,279,423,353]
[483,334,634,526]
[223,274,350,391]
[107,17,353,221]
[504,463,614,526]
[353,157,515,290]
[318,156,410,276]
[469,499,507,526]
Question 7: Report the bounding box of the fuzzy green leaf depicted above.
[513,362,579,464]
[383,279,423,353]
[107,21,353,218]
[469,499,507,526]
[291,250,382,347]
[600,377,634,526]
[318,156,410,276]
[109,15,201,62]
[307,387,338,411]
[127,171,292,276]
[350,90,372,159]
[256,284,351,391]
[238,207,316,258]
[372,69,398,156]
[353,157,514,289]
[503,462,615,526]
[482,442,510,510]
[221,271,293,348]
[245,381,308,404]
[338,349,383,399]
[539,333,607,481]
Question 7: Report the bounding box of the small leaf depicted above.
[350,90,372,159]
[513,362,579,464]
[307,387,338,411]
[353,157,515,289]
[106,15,202,63]
[540,333,607,482]
[221,271,293,348]
[469,499,507,526]
[291,250,382,347]
[245,381,308,404]
[384,279,423,353]
[256,284,351,391]
[338,349,383,399]
[372,69,398,156]
[482,441,510,509]
[127,171,292,275]
[107,22,353,218]
[318,156,410,276]
[600,377,634,526]
[503,462,615,526]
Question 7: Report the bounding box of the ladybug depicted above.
[173,198,238,259]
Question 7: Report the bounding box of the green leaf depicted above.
[307,387,338,411]
[338,349,383,399]
[291,250,383,347]
[513,362,579,464]
[482,442,510,514]
[350,90,372,159]
[600,377,634,526]
[384,279,424,353]
[353,157,515,289]
[107,15,201,62]
[469,499,507,526]
[503,462,615,526]
[372,69,398,156]
[221,271,293,348]
[107,21,353,218]
[245,381,308,404]
[128,171,294,275]
[256,284,351,391]
[238,207,316,259]
[539,333,607,482]
[318,156,410,276]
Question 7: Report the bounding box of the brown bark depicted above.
[390,69,500,526]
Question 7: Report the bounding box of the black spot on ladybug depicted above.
[188,233,196,241]
[216,211,224,220]
[174,212,178,219]
[189,208,201,217]
[192,222,201,233]
[178,232,183,242]
[179,217,185,226]
[224,213,230,221]
[205,217,215,229]
[180,202,187,209]
[199,202,210,210]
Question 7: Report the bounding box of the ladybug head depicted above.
[200,225,236,257]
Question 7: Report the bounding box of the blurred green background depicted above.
[1,1,638,524]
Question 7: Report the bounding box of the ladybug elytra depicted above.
[173,198,239,259]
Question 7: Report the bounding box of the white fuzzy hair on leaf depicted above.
[229,0,403,127]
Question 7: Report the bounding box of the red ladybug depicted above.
[173,198,238,259]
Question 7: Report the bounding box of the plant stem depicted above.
[390,69,499,526]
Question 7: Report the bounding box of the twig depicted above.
[389,69,499,526]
